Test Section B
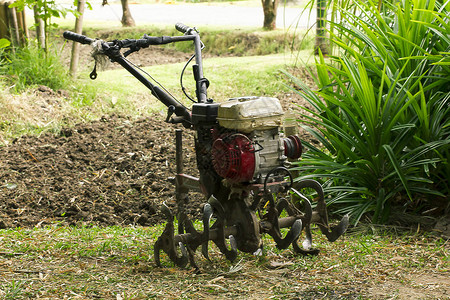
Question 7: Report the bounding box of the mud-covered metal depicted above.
[154,129,349,269]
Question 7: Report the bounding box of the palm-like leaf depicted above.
[286,0,449,224]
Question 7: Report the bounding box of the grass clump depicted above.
[287,0,449,224]
[0,45,69,92]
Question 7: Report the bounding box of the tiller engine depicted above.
[63,23,349,270]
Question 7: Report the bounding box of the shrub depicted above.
[286,0,449,224]
[1,45,69,92]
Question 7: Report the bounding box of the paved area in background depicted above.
[75,3,315,29]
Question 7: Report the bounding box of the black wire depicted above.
[180,40,206,103]
[123,57,179,103]
[180,54,196,103]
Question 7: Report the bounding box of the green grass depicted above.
[0,49,310,146]
[0,46,69,93]
[0,224,448,299]
[90,52,306,108]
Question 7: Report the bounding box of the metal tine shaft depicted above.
[274,219,303,249]
[229,235,237,252]
[201,203,213,260]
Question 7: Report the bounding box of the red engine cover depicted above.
[211,134,256,183]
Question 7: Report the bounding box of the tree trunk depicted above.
[69,0,86,76]
[33,6,45,49]
[120,0,135,27]
[0,1,28,48]
[315,0,328,55]
[261,0,278,30]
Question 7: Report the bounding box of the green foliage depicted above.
[10,0,76,20]
[1,45,69,92]
[287,0,449,224]
[9,0,85,53]
[0,38,10,67]
[0,280,25,300]
[0,38,10,49]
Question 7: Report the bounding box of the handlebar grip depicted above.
[63,31,94,45]
[175,23,190,34]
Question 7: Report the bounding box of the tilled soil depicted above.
[0,113,203,229]
[0,91,313,229]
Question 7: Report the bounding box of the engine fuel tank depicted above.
[216,96,284,133]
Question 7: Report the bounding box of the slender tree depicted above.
[69,0,86,76]
[33,5,45,49]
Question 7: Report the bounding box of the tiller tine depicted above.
[208,196,238,261]
[289,187,320,255]
[201,203,214,261]
[180,214,203,270]
[154,203,189,268]
[263,194,303,249]
[274,219,303,249]
[292,223,320,256]
[154,197,238,268]
[289,179,349,255]
[317,214,350,242]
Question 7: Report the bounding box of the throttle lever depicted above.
[123,48,137,57]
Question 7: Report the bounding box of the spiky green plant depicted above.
[286,0,449,224]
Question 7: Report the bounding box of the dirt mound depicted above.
[0,114,202,228]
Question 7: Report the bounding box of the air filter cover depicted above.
[217,96,284,133]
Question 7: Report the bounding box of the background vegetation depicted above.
[0,21,310,144]
[80,25,313,56]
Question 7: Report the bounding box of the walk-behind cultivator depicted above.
[64,23,349,269]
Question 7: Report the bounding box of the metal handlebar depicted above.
[175,23,190,34]
[64,23,212,127]
[63,31,94,45]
